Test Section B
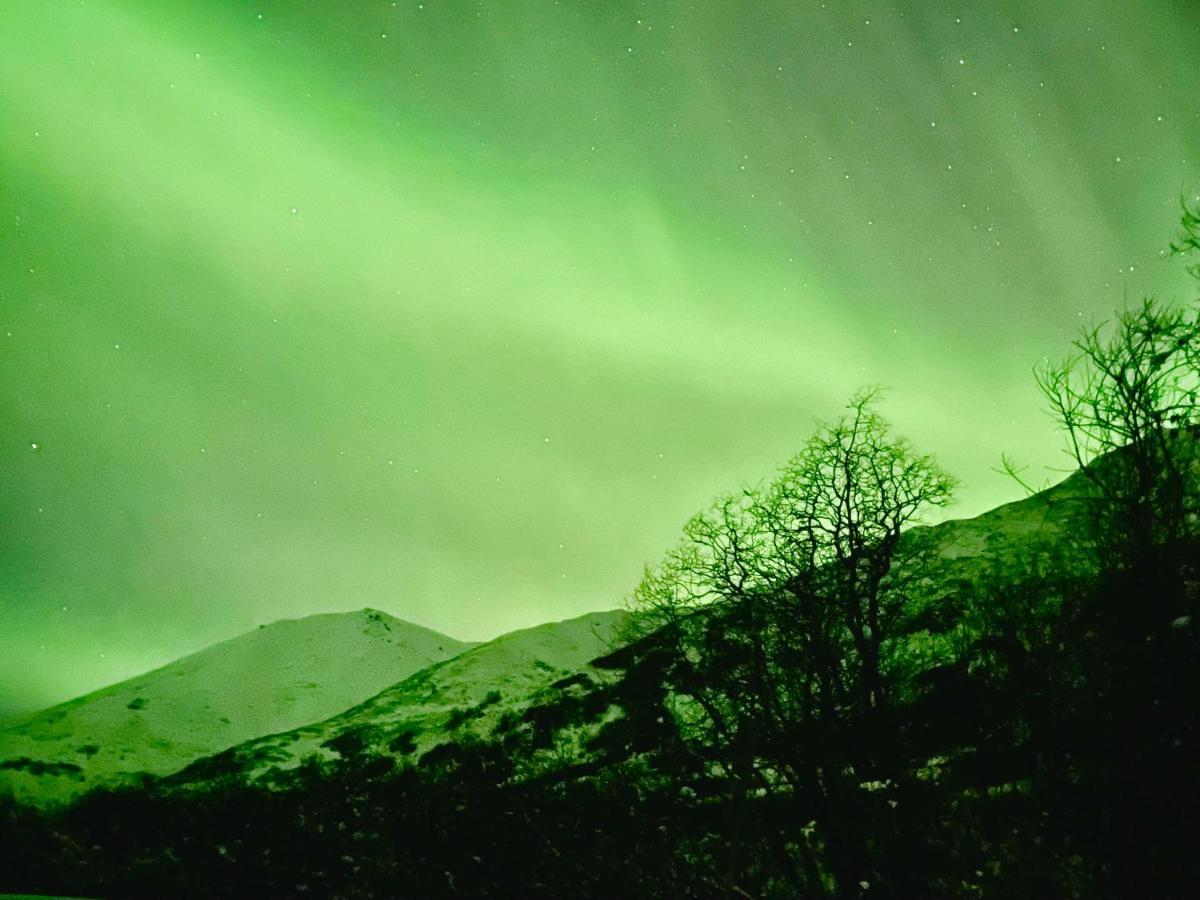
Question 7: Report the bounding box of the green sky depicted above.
[2,0,1198,718]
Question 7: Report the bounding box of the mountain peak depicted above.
[166,608,629,789]
[0,610,471,806]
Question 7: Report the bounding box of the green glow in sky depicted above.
[2,0,1198,717]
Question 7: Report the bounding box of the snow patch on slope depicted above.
[0,609,470,806]
[173,609,627,786]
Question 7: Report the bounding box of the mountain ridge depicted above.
[168,608,628,789]
[164,470,1104,794]
[0,467,1104,808]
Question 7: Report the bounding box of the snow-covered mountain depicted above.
[163,475,1104,795]
[0,609,471,805]
[168,609,627,788]
[0,468,1106,809]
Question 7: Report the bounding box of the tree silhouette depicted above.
[625,388,955,897]
[1036,300,1195,573]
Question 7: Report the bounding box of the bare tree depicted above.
[1034,297,1200,573]
[624,389,955,898]
[760,389,956,718]
[1169,194,1200,282]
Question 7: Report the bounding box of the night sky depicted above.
[2,0,1199,719]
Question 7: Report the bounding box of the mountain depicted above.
[165,477,1102,795]
[169,609,627,789]
[0,609,471,806]
[3,472,1101,809]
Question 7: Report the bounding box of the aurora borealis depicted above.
[2,1,1198,718]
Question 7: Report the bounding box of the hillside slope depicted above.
[171,609,627,787]
[896,465,1098,592]
[0,609,471,805]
